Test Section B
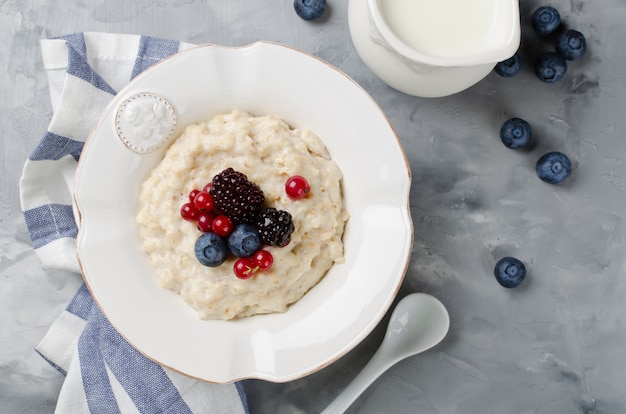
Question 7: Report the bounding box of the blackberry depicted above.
[210,168,264,224]
[256,208,295,247]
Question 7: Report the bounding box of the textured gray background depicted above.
[2,0,625,413]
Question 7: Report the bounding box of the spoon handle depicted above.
[321,348,396,414]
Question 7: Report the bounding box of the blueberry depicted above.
[494,257,527,288]
[556,29,587,61]
[494,52,521,78]
[536,151,572,184]
[293,0,326,20]
[532,6,561,35]
[500,118,532,149]
[195,232,229,267]
[534,52,567,83]
[228,224,262,258]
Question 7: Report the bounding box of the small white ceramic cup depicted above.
[348,0,521,97]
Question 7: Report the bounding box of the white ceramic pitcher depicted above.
[348,0,521,97]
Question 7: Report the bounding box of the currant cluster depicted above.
[179,168,310,279]
[181,184,233,234]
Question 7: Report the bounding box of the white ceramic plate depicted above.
[75,42,412,383]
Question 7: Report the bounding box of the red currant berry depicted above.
[285,175,311,200]
[202,182,212,192]
[196,212,216,232]
[252,249,273,271]
[212,215,234,237]
[234,258,257,279]
[193,191,214,212]
[188,189,201,203]
[180,203,200,221]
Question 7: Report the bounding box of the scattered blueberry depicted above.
[532,6,561,35]
[228,224,262,258]
[294,0,326,21]
[556,29,587,61]
[535,52,567,83]
[536,151,572,184]
[500,118,532,149]
[494,257,527,288]
[195,232,229,267]
[494,52,521,78]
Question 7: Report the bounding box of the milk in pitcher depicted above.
[379,0,499,57]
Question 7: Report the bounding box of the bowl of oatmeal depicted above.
[137,109,349,321]
[75,42,412,383]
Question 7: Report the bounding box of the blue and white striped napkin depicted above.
[19,32,249,414]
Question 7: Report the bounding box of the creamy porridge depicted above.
[136,110,348,320]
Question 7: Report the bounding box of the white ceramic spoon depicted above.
[321,293,450,414]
